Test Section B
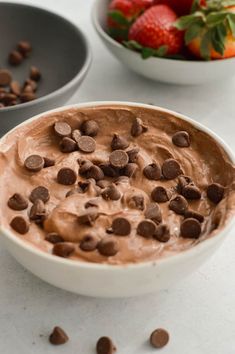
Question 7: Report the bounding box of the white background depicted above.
[0,1,235,353]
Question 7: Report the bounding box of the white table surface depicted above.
[0,1,235,353]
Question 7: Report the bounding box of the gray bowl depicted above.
[0,2,92,135]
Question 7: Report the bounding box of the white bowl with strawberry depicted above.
[92,0,235,84]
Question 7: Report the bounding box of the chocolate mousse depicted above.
[0,105,234,264]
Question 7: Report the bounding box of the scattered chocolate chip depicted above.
[127,148,139,162]
[177,175,192,193]
[0,69,12,86]
[30,66,41,81]
[80,234,99,251]
[172,131,190,147]
[111,133,129,150]
[10,81,21,96]
[81,120,99,137]
[112,217,131,236]
[24,78,37,92]
[29,186,50,203]
[8,193,28,210]
[10,216,29,234]
[143,163,161,180]
[79,160,93,176]
[54,121,72,137]
[49,326,69,345]
[144,203,162,224]
[207,183,225,204]
[77,211,99,226]
[29,199,46,224]
[77,136,96,153]
[86,165,104,181]
[100,163,119,178]
[97,238,119,256]
[123,163,138,177]
[131,117,148,137]
[71,129,81,142]
[128,195,145,210]
[109,150,129,169]
[18,41,32,57]
[182,184,201,200]
[53,243,75,258]
[24,155,44,172]
[85,199,99,209]
[137,219,156,238]
[151,186,171,203]
[162,159,182,180]
[20,92,36,102]
[184,210,204,223]
[181,218,201,239]
[45,233,64,244]
[97,179,110,189]
[59,137,77,153]
[9,50,23,65]
[101,184,121,201]
[43,157,55,168]
[154,224,171,242]
[169,195,188,215]
[96,336,116,354]
[150,328,169,349]
[57,168,77,185]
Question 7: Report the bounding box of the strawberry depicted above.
[127,5,184,56]
[155,0,207,16]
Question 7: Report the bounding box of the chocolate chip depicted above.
[150,328,169,349]
[207,183,225,204]
[100,163,119,178]
[59,137,77,153]
[77,136,96,153]
[53,243,75,258]
[172,131,190,147]
[137,219,156,238]
[101,184,121,201]
[71,129,81,142]
[181,218,201,239]
[112,217,131,236]
[111,133,129,150]
[184,210,204,223]
[115,176,129,185]
[154,224,171,242]
[81,120,99,137]
[96,336,116,354]
[0,70,12,86]
[151,186,171,203]
[177,175,192,193]
[24,78,37,92]
[66,186,83,197]
[97,238,119,256]
[49,326,69,345]
[45,233,64,244]
[57,168,77,185]
[144,203,162,224]
[77,211,99,226]
[29,186,50,203]
[20,92,36,102]
[10,81,21,96]
[109,150,129,169]
[18,41,32,57]
[97,179,110,189]
[23,84,33,93]
[123,163,138,177]
[85,199,99,208]
[131,117,148,137]
[9,50,23,65]
[80,234,99,251]
[79,160,93,176]
[162,159,182,180]
[128,195,145,210]
[86,165,105,181]
[30,66,41,81]
[77,180,91,192]
[106,227,114,234]
[143,163,161,180]
[182,184,201,200]
[54,121,72,137]
[169,195,188,215]
[10,216,29,234]
[29,199,46,224]
[8,193,28,210]
[24,155,44,172]
[127,148,139,162]
[43,157,55,168]
[1,93,18,105]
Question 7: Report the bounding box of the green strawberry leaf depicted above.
[200,30,212,59]
[108,11,130,26]
[191,0,201,13]
[123,40,143,50]
[221,0,235,7]
[185,22,204,44]
[141,47,156,59]
[109,28,129,41]
[227,14,235,36]
[211,26,226,54]
[174,13,205,30]
[207,11,229,27]
[155,45,168,57]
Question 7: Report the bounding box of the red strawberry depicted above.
[128,5,184,55]
[154,0,207,15]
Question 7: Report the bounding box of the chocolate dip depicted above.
[0,105,234,265]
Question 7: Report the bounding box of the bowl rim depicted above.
[1,101,235,270]
[0,1,92,112]
[92,0,235,65]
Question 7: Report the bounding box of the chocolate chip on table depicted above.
[43,157,55,168]
[184,210,204,223]
[143,163,161,180]
[123,163,138,177]
[97,238,119,257]
[59,137,77,153]
[29,199,46,224]
[57,168,77,185]
[53,243,75,258]
[182,184,201,200]
[80,234,99,252]
[45,233,64,244]
[154,224,171,242]
[181,218,201,239]
[112,217,131,236]
[29,186,50,203]
[10,81,21,96]
[162,159,182,180]
[137,219,157,238]
[127,147,139,162]
[30,66,41,81]
[109,150,129,169]
[79,160,93,176]
[71,129,81,142]
[8,50,23,66]
[8,193,28,210]
[172,131,190,147]
[86,165,105,181]
[81,120,99,137]
[77,211,99,226]
[77,136,96,153]
[96,336,116,354]
[150,328,169,349]
[151,186,172,203]
[17,41,32,57]
[111,133,129,150]
[49,326,69,345]
[101,184,121,201]
[97,179,110,189]
[128,195,145,210]
[54,121,72,137]
[10,216,29,234]
[99,163,119,178]
[169,195,188,215]
[131,117,148,137]
[207,183,225,204]
[24,155,44,172]
[144,203,162,224]
[177,175,192,193]
[0,69,12,86]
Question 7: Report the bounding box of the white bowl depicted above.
[92,0,235,85]
[0,102,234,298]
